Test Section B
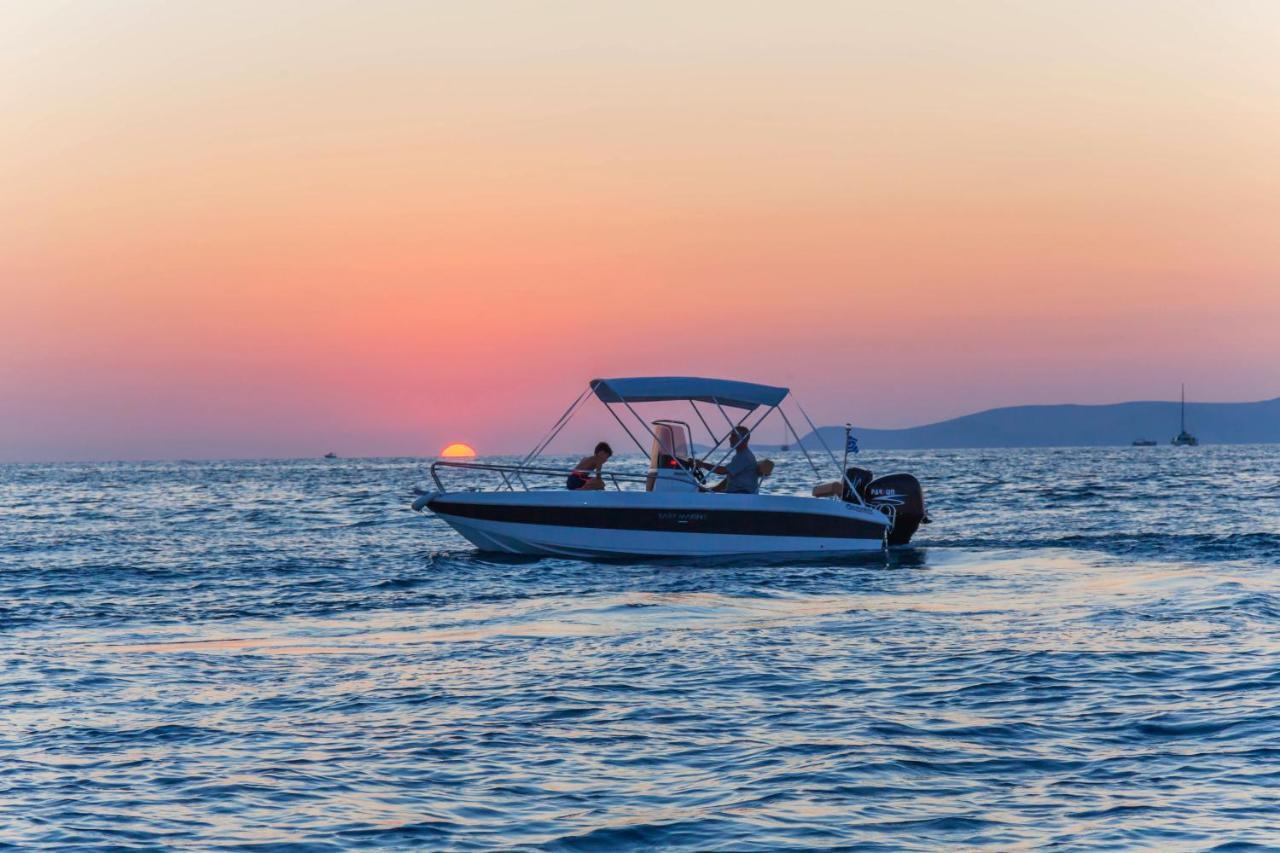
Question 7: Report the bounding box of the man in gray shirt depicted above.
[699,426,768,494]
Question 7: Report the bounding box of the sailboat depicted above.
[1170,384,1198,447]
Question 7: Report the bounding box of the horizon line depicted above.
[5,393,1277,465]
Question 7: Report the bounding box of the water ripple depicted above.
[2,449,1280,848]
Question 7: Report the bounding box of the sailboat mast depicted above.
[1181,384,1186,432]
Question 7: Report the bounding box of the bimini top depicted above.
[590,376,789,410]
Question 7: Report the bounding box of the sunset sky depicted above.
[3,1,1278,461]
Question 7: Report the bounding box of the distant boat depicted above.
[1132,439,1156,446]
[1170,384,1199,447]
[323,451,338,459]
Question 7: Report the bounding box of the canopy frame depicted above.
[507,378,779,478]
[462,375,866,502]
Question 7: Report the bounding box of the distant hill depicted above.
[776,398,1280,450]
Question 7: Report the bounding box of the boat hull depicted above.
[423,491,889,558]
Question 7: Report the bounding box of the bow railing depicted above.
[429,460,653,493]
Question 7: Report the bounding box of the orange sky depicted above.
[2,1,1278,460]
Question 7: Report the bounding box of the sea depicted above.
[2,446,1279,850]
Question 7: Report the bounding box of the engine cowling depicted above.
[865,473,928,546]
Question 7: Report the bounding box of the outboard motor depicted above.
[865,473,929,546]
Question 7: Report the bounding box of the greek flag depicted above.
[845,434,859,454]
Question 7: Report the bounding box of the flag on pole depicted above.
[845,434,859,454]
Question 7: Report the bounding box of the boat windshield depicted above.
[646,420,697,492]
[649,420,691,464]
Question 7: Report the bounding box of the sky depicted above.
[3,0,1278,461]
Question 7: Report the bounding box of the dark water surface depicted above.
[3,447,1279,850]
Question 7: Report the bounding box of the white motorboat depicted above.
[413,377,928,558]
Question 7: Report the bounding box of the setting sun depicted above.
[440,443,477,458]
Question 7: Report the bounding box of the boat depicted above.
[1171,384,1198,446]
[412,377,928,558]
[323,451,338,459]
[1132,439,1156,447]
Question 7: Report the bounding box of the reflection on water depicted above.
[2,448,1280,849]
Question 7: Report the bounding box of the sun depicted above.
[440,442,477,458]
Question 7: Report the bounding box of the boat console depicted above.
[646,420,700,492]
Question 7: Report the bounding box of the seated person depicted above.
[813,467,874,500]
[696,426,773,494]
[566,442,612,490]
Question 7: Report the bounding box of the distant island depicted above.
[761,397,1280,451]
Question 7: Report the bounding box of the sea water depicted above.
[2,447,1279,849]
